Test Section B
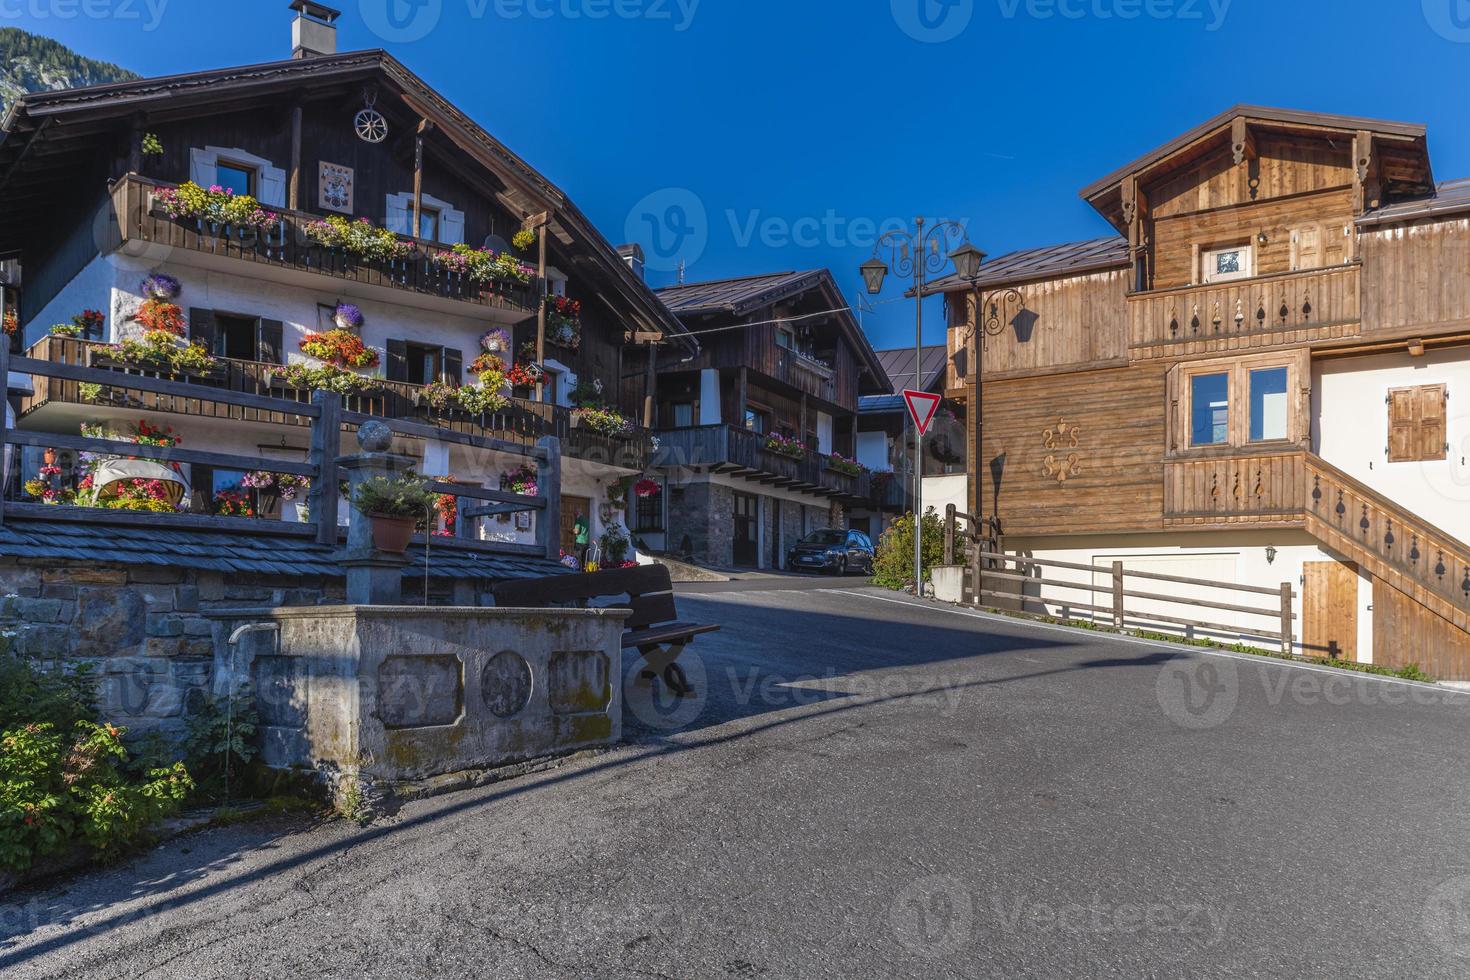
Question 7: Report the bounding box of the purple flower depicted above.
[334,303,365,329]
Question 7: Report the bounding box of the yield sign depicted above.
[904,390,942,437]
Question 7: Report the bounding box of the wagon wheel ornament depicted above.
[354,89,388,144]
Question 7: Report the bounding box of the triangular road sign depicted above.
[904,390,943,437]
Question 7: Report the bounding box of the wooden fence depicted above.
[943,506,1296,654]
[0,346,559,560]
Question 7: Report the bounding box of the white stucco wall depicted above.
[856,430,889,472]
[1002,530,1365,660]
[1315,348,1470,545]
[699,369,722,426]
[816,412,833,455]
[921,473,967,520]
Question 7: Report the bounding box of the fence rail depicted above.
[941,506,1296,653]
[0,345,560,559]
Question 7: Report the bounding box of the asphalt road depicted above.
[4,581,1470,979]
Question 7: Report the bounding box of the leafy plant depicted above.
[352,474,435,518]
[826,453,866,477]
[109,331,217,376]
[512,228,536,251]
[573,406,635,437]
[49,323,81,337]
[455,381,508,415]
[271,364,380,395]
[872,509,946,590]
[500,463,538,497]
[179,693,258,801]
[303,215,414,262]
[600,525,632,566]
[763,432,806,459]
[154,181,279,232]
[432,244,533,285]
[140,132,163,157]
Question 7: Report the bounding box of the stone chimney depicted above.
[617,243,645,282]
[291,0,340,59]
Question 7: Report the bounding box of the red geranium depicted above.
[300,329,380,370]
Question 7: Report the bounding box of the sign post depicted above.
[904,389,943,593]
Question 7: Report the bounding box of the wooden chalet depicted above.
[933,105,1470,678]
[636,269,895,569]
[0,3,695,560]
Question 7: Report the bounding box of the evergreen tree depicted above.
[0,28,137,116]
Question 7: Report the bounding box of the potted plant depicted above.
[351,473,436,554]
[140,273,181,301]
[333,302,365,332]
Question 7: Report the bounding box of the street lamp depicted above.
[861,217,971,595]
[948,249,1024,606]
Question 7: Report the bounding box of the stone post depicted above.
[338,421,416,605]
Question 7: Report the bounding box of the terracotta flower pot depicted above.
[370,513,416,553]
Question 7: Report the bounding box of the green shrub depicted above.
[351,474,436,519]
[872,509,946,590]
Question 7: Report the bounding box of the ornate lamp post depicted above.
[860,217,971,595]
[947,241,1023,603]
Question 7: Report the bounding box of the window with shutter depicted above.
[1388,384,1448,463]
[257,319,285,365]
[386,338,409,383]
[443,348,463,387]
[188,308,218,354]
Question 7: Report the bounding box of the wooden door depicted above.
[732,492,759,567]
[561,495,592,557]
[1303,561,1358,660]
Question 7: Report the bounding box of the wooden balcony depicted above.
[653,424,880,501]
[772,349,838,404]
[17,337,651,472]
[108,176,539,318]
[1129,264,1361,359]
[1163,451,1309,528]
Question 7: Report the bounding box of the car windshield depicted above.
[800,530,846,546]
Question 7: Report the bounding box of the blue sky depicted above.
[6,0,1470,349]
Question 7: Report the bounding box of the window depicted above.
[1249,368,1289,442]
[671,403,694,428]
[635,483,663,533]
[215,160,256,198]
[775,328,793,350]
[744,408,770,434]
[419,206,440,243]
[388,339,460,387]
[1388,385,1448,463]
[385,193,464,244]
[1190,373,1230,446]
[406,342,444,387]
[1171,352,1305,455]
[216,314,260,361]
[1201,244,1253,284]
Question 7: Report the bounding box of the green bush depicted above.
[872,509,946,590]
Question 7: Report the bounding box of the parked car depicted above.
[787,529,875,576]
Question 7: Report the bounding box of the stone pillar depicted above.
[339,421,415,606]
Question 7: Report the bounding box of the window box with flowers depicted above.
[432,245,534,287]
[571,406,635,438]
[303,215,414,263]
[152,181,281,235]
[763,432,806,460]
[268,364,383,397]
[92,331,223,381]
[825,453,867,477]
[241,471,310,518]
[299,329,380,370]
[545,296,582,351]
[500,463,539,498]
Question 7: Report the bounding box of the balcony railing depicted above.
[18,336,651,472]
[108,175,539,317]
[1129,264,1361,358]
[653,424,897,503]
[773,349,838,403]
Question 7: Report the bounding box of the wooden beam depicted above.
[288,101,304,210]
[412,117,429,239]
[1231,117,1256,165]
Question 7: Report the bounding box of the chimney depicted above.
[291,1,340,58]
[617,243,645,281]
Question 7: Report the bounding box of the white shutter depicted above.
[385,194,412,236]
[439,207,465,246]
[189,147,217,186]
[257,164,287,208]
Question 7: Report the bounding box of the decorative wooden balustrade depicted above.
[1163,448,1470,628]
[653,424,885,502]
[18,337,652,472]
[772,349,838,403]
[109,175,539,317]
[1128,264,1361,359]
[0,346,559,558]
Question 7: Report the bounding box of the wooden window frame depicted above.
[215,159,258,199]
[1200,243,1255,284]
[1388,384,1448,464]
[1168,350,1309,458]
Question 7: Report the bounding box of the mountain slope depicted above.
[0,28,137,116]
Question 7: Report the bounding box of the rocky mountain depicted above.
[0,28,136,116]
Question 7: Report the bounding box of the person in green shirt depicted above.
[574,513,590,569]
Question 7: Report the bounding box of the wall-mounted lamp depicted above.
[1265,545,1278,566]
[1257,229,1269,246]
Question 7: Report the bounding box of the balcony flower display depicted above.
[434,490,458,537]
[49,323,82,338]
[456,379,508,415]
[433,244,533,286]
[480,327,511,355]
[500,463,539,498]
[512,228,536,251]
[763,432,806,460]
[154,181,280,233]
[571,406,635,437]
[303,215,414,262]
[140,273,181,301]
[570,378,604,409]
[545,295,582,351]
[634,478,660,498]
[825,453,866,477]
[73,309,106,336]
[109,331,218,377]
[242,471,310,501]
[270,364,381,395]
[133,299,186,337]
[333,302,365,332]
[212,489,256,519]
[300,329,380,370]
[24,464,65,504]
[2,309,16,336]
[506,362,539,390]
[468,352,505,378]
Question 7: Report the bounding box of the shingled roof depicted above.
[923,237,1129,296]
[859,346,949,414]
[1357,177,1470,228]
[0,520,566,582]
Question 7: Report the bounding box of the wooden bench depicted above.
[491,564,719,697]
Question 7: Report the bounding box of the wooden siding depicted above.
[1129,264,1360,359]
[973,364,1166,534]
[1163,451,1307,528]
[1151,186,1355,289]
[1360,217,1470,336]
[1148,138,1354,220]
[1373,577,1470,681]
